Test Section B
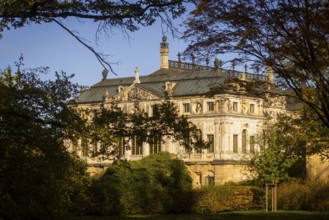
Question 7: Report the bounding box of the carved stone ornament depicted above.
[165,81,176,97]
[195,102,202,114]
[205,125,214,132]
[103,89,110,102]
[113,85,160,101]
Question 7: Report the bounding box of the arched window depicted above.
[205,171,215,186]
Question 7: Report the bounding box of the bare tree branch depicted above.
[52,18,117,75]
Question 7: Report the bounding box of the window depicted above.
[242,130,247,153]
[132,136,143,155]
[99,142,109,156]
[250,104,255,113]
[118,138,125,156]
[92,142,98,157]
[81,138,89,157]
[233,102,238,112]
[207,102,214,111]
[183,103,190,113]
[152,104,159,116]
[72,142,78,154]
[183,132,191,153]
[233,134,238,153]
[197,172,202,186]
[207,134,214,153]
[250,136,255,153]
[195,129,202,153]
[149,134,162,154]
[206,176,215,185]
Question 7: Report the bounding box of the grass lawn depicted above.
[69,211,329,220]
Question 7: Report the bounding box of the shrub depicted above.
[191,185,264,213]
[278,179,329,211]
[88,152,192,215]
[277,180,309,210]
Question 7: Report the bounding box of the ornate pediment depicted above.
[112,85,161,101]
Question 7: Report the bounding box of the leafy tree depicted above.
[0,0,190,71]
[248,130,299,186]
[183,0,329,129]
[0,60,90,219]
[248,103,329,185]
[89,152,192,215]
[87,101,209,160]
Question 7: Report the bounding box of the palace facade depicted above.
[71,37,290,186]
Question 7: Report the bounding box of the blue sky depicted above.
[0,17,190,86]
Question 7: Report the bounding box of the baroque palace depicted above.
[71,37,291,186]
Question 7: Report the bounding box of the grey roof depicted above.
[74,64,266,104]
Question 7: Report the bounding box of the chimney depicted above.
[160,36,169,69]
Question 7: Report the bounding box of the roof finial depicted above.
[214,58,220,69]
[134,67,140,84]
[256,66,260,74]
[102,69,108,81]
[178,52,182,62]
[162,35,167,43]
[241,64,247,80]
[191,54,195,65]
[232,60,236,71]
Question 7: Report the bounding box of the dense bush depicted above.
[278,180,329,211]
[88,152,192,215]
[191,185,265,213]
[86,152,267,215]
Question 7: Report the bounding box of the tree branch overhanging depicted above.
[0,0,190,73]
[52,18,117,75]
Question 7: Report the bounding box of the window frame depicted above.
[183,103,190,113]
[250,103,255,114]
[81,138,89,157]
[205,176,215,186]
[233,134,238,153]
[207,101,215,112]
[233,102,238,112]
[149,134,162,154]
[207,134,214,153]
[132,135,143,155]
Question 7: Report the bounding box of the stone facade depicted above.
[71,37,290,186]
